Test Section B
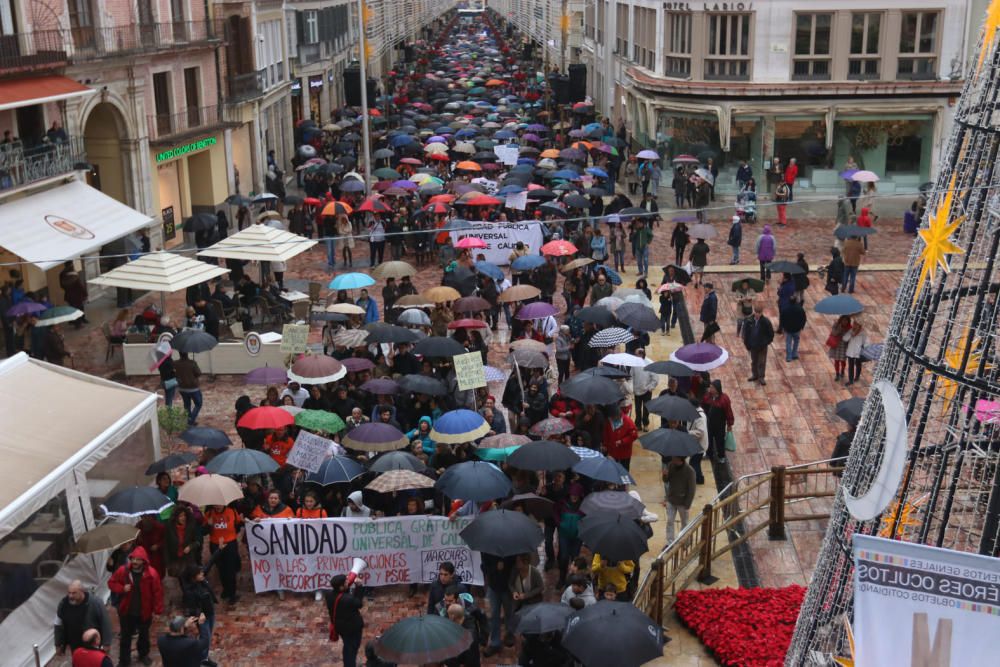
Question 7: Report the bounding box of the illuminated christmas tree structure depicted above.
[787,2,1000,663]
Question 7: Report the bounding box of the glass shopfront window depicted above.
[0,493,74,617]
[775,118,828,168]
[656,111,721,165]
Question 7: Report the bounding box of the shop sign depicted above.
[664,2,753,10]
[156,136,217,163]
[162,206,176,241]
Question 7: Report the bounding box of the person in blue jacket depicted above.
[406,416,436,455]
[356,288,379,324]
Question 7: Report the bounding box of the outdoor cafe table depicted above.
[0,537,55,566]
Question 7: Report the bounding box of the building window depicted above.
[705,13,751,80]
[305,10,319,44]
[898,11,939,79]
[664,12,692,78]
[792,13,831,80]
[849,12,881,79]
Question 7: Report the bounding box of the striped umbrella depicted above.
[588,327,635,348]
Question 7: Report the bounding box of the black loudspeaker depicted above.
[568,63,587,101]
[403,45,414,62]
[548,74,570,105]
[344,66,377,106]
[522,42,534,60]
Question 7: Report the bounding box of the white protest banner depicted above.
[450,220,543,266]
[853,534,1000,666]
[493,144,519,166]
[287,430,334,473]
[246,516,482,592]
[505,191,528,211]
[280,323,309,353]
[471,177,498,195]
[454,351,486,391]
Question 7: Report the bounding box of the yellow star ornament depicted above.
[977,0,1000,72]
[834,618,856,667]
[915,176,964,297]
[932,329,990,413]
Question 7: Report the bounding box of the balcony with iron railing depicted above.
[0,137,87,192]
[227,69,267,103]
[0,20,223,73]
[147,105,223,144]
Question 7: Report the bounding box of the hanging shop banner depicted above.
[246,516,483,593]
[852,534,1000,667]
[450,220,543,266]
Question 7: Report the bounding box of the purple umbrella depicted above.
[526,124,547,132]
[360,378,400,394]
[6,301,47,317]
[342,422,409,452]
[840,169,859,180]
[521,133,541,143]
[392,180,418,190]
[515,302,558,320]
[670,342,730,371]
[568,129,585,138]
[672,214,699,223]
[426,136,448,143]
[342,357,376,373]
[245,366,288,385]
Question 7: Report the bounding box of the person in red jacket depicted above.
[108,546,164,666]
[784,157,799,202]
[549,391,583,422]
[602,407,639,471]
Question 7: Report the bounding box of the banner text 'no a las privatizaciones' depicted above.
[246,516,482,593]
[853,534,1000,667]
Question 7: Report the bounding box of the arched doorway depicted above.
[83,102,128,205]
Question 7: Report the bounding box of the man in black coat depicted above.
[157,616,211,667]
[54,580,113,656]
[427,561,467,615]
[327,574,364,667]
[742,304,774,385]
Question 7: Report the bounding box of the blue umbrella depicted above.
[341,179,366,192]
[583,122,602,133]
[551,169,580,180]
[517,157,537,165]
[206,448,279,476]
[573,455,636,485]
[814,294,864,316]
[306,456,366,485]
[329,272,376,290]
[497,185,525,195]
[475,261,504,280]
[434,126,453,135]
[455,128,478,138]
[180,427,232,450]
[586,167,608,179]
[593,265,623,285]
[436,461,512,502]
[512,255,546,271]
[495,130,516,140]
[389,135,415,147]
[429,409,490,444]
[426,136,447,144]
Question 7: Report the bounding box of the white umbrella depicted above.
[89,252,229,293]
[601,352,650,368]
[197,224,316,263]
[178,474,243,507]
[694,168,715,185]
[595,296,624,312]
[851,170,880,183]
[636,149,659,160]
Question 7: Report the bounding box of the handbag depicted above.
[163,378,179,390]
[825,334,842,349]
[725,431,737,452]
[328,593,342,642]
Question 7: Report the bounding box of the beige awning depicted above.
[88,251,229,293]
[197,223,316,263]
[0,354,155,533]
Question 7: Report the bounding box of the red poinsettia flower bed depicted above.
[674,585,806,666]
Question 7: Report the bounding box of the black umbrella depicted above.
[364,322,421,344]
[436,461,512,502]
[100,486,173,518]
[615,303,660,332]
[459,509,544,556]
[835,225,877,240]
[374,615,472,665]
[578,512,649,562]
[311,311,350,322]
[306,456,367,485]
[180,427,232,449]
[145,452,197,476]
[507,440,581,471]
[572,456,635,485]
[644,360,695,377]
[639,428,702,457]
[283,194,303,205]
[647,395,699,421]
[579,366,629,380]
[836,397,865,426]
[560,374,624,405]
[515,603,574,635]
[171,329,218,354]
[205,448,279,476]
[579,491,644,520]
[500,493,555,519]
[399,374,448,396]
[661,263,691,285]
[413,336,466,357]
[562,601,664,667]
[815,294,864,316]
[369,450,425,473]
[182,211,217,232]
[768,260,806,275]
[225,194,252,206]
[563,194,591,209]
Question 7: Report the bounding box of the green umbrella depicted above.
[475,445,521,462]
[731,277,765,293]
[374,615,472,665]
[295,410,347,434]
[468,86,487,95]
[37,305,83,326]
[374,167,401,180]
[474,139,496,150]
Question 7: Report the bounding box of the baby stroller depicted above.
[736,187,757,224]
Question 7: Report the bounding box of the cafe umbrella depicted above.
[460,509,544,557]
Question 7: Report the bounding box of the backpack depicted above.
[559,510,582,541]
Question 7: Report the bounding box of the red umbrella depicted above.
[429,194,456,204]
[541,239,578,257]
[422,202,452,214]
[237,406,295,430]
[463,195,501,206]
[400,157,423,165]
[358,197,392,213]
[428,153,450,162]
[448,318,488,329]
[303,197,322,206]
[455,237,487,249]
[289,355,346,384]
